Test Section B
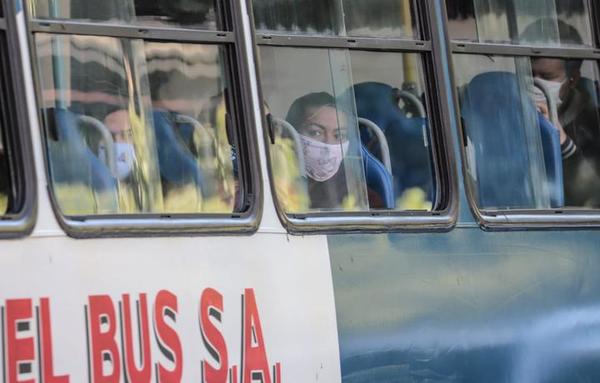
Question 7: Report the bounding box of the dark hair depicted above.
[522,18,584,76]
[285,92,337,130]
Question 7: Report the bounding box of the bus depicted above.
[0,0,599,381]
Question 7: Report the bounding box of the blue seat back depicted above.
[353,82,434,201]
[361,146,395,209]
[47,108,118,197]
[460,71,564,209]
[152,110,206,197]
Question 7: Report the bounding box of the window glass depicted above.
[446,0,593,47]
[31,0,219,29]
[0,41,15,216]
[253,0,419,39]
[260,46,435,213]
[455,54,600,209]
[36,33,240,216]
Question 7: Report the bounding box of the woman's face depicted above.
[104,109,132,143]
[299,106,348,145]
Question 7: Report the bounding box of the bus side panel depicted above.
[330,229,600,382]
[0,234,340,383]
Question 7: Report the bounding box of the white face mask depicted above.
[534,78,565,108]
[300,135,349,182]
[114,142,136,180]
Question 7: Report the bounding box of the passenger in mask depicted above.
[524,19,600,207]
[104,109,137,180]
[285,92,352,209]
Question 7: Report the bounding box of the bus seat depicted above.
[353,82,434,201]
[358,117,391,173]
[46,108,118,213]
[538,113,565,208]
[460,71,564,209]
[152,110,206,197]
[361,145,395,209]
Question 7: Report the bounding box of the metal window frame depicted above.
[444,0,600,230]
[0,0,37,238]
[25,0,264,238]
[247,0,459,235]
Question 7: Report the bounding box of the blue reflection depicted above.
[329,230,600,382]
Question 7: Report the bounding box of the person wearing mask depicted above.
[285,92,350,210]
[104,109,137,181]
[285,92,386,210]
[524,19,600,207]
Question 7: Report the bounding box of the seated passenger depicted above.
[104,109,137,181]
[286,93,350,209]
[286,92,386,210]
[524,19,600,207]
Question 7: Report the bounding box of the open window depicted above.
[447,0,600,228]
[252,0,457,233]
[29,0,261,236]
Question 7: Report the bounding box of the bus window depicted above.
[253,0,418,39]
[29,0,256,228]
[32,0,220,29]
[254,0,441,221]
[447,0,593,47]
[448,0,600,216]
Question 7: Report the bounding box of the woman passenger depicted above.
[286,92,351,209]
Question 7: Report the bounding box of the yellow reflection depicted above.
[397,187,432,211]
[163,184,203,213]
[207,99,236,212]
[122,58,164,213]
[271,136,309,213]
[54,184,118,216]
[401,0,416,83]
[0,193,6,214]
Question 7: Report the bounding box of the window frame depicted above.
[25,0,264,238]
[444,0,600,230]
[0,0,37,238]
[248,0,459,234]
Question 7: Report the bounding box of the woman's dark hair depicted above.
[522,18,584,76]
[285,92,337,130]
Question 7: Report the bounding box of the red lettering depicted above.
[200,288,228,383]
[122,294,151,383]
[88,295,120,383]
[274,363,281,383]
[5,299,35,383]
[229,366,238,383]
[39,298,70,383]
[242,289,271,383]
[153,290,182,383]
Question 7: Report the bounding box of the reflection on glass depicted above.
[454,54,600,209]
[446,0,593,47]
[31,0,219,29]
[259,46,435,214]
[252,0,418,39]
[343,0,418,38]
[36,34,240,216]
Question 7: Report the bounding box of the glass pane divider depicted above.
[29,20,235,43]
[451,41,600,60]
[256,33,431,51]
